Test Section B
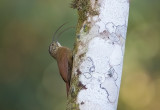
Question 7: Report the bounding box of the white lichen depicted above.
[71,0,129,109]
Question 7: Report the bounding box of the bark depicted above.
[67,0,130,109]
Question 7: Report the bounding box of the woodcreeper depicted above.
[49,23,73,96]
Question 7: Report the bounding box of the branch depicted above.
[67,0,129,109]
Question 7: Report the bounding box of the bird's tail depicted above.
[66,83,70,97]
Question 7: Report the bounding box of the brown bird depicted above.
[49,23,73,96]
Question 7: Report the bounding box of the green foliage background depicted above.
[0,0,159,110]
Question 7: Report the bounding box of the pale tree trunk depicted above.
[67,0,130,110]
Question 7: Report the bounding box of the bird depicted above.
[49,23,74,96]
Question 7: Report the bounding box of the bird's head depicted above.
[49,41,61,59]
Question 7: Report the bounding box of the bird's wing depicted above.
[57,54,69,83]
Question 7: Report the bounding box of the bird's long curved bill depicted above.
[52,22,69,41]
[55,26,75,41]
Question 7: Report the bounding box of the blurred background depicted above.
[0,0,159,110]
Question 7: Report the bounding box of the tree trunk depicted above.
[67,0,130,109]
